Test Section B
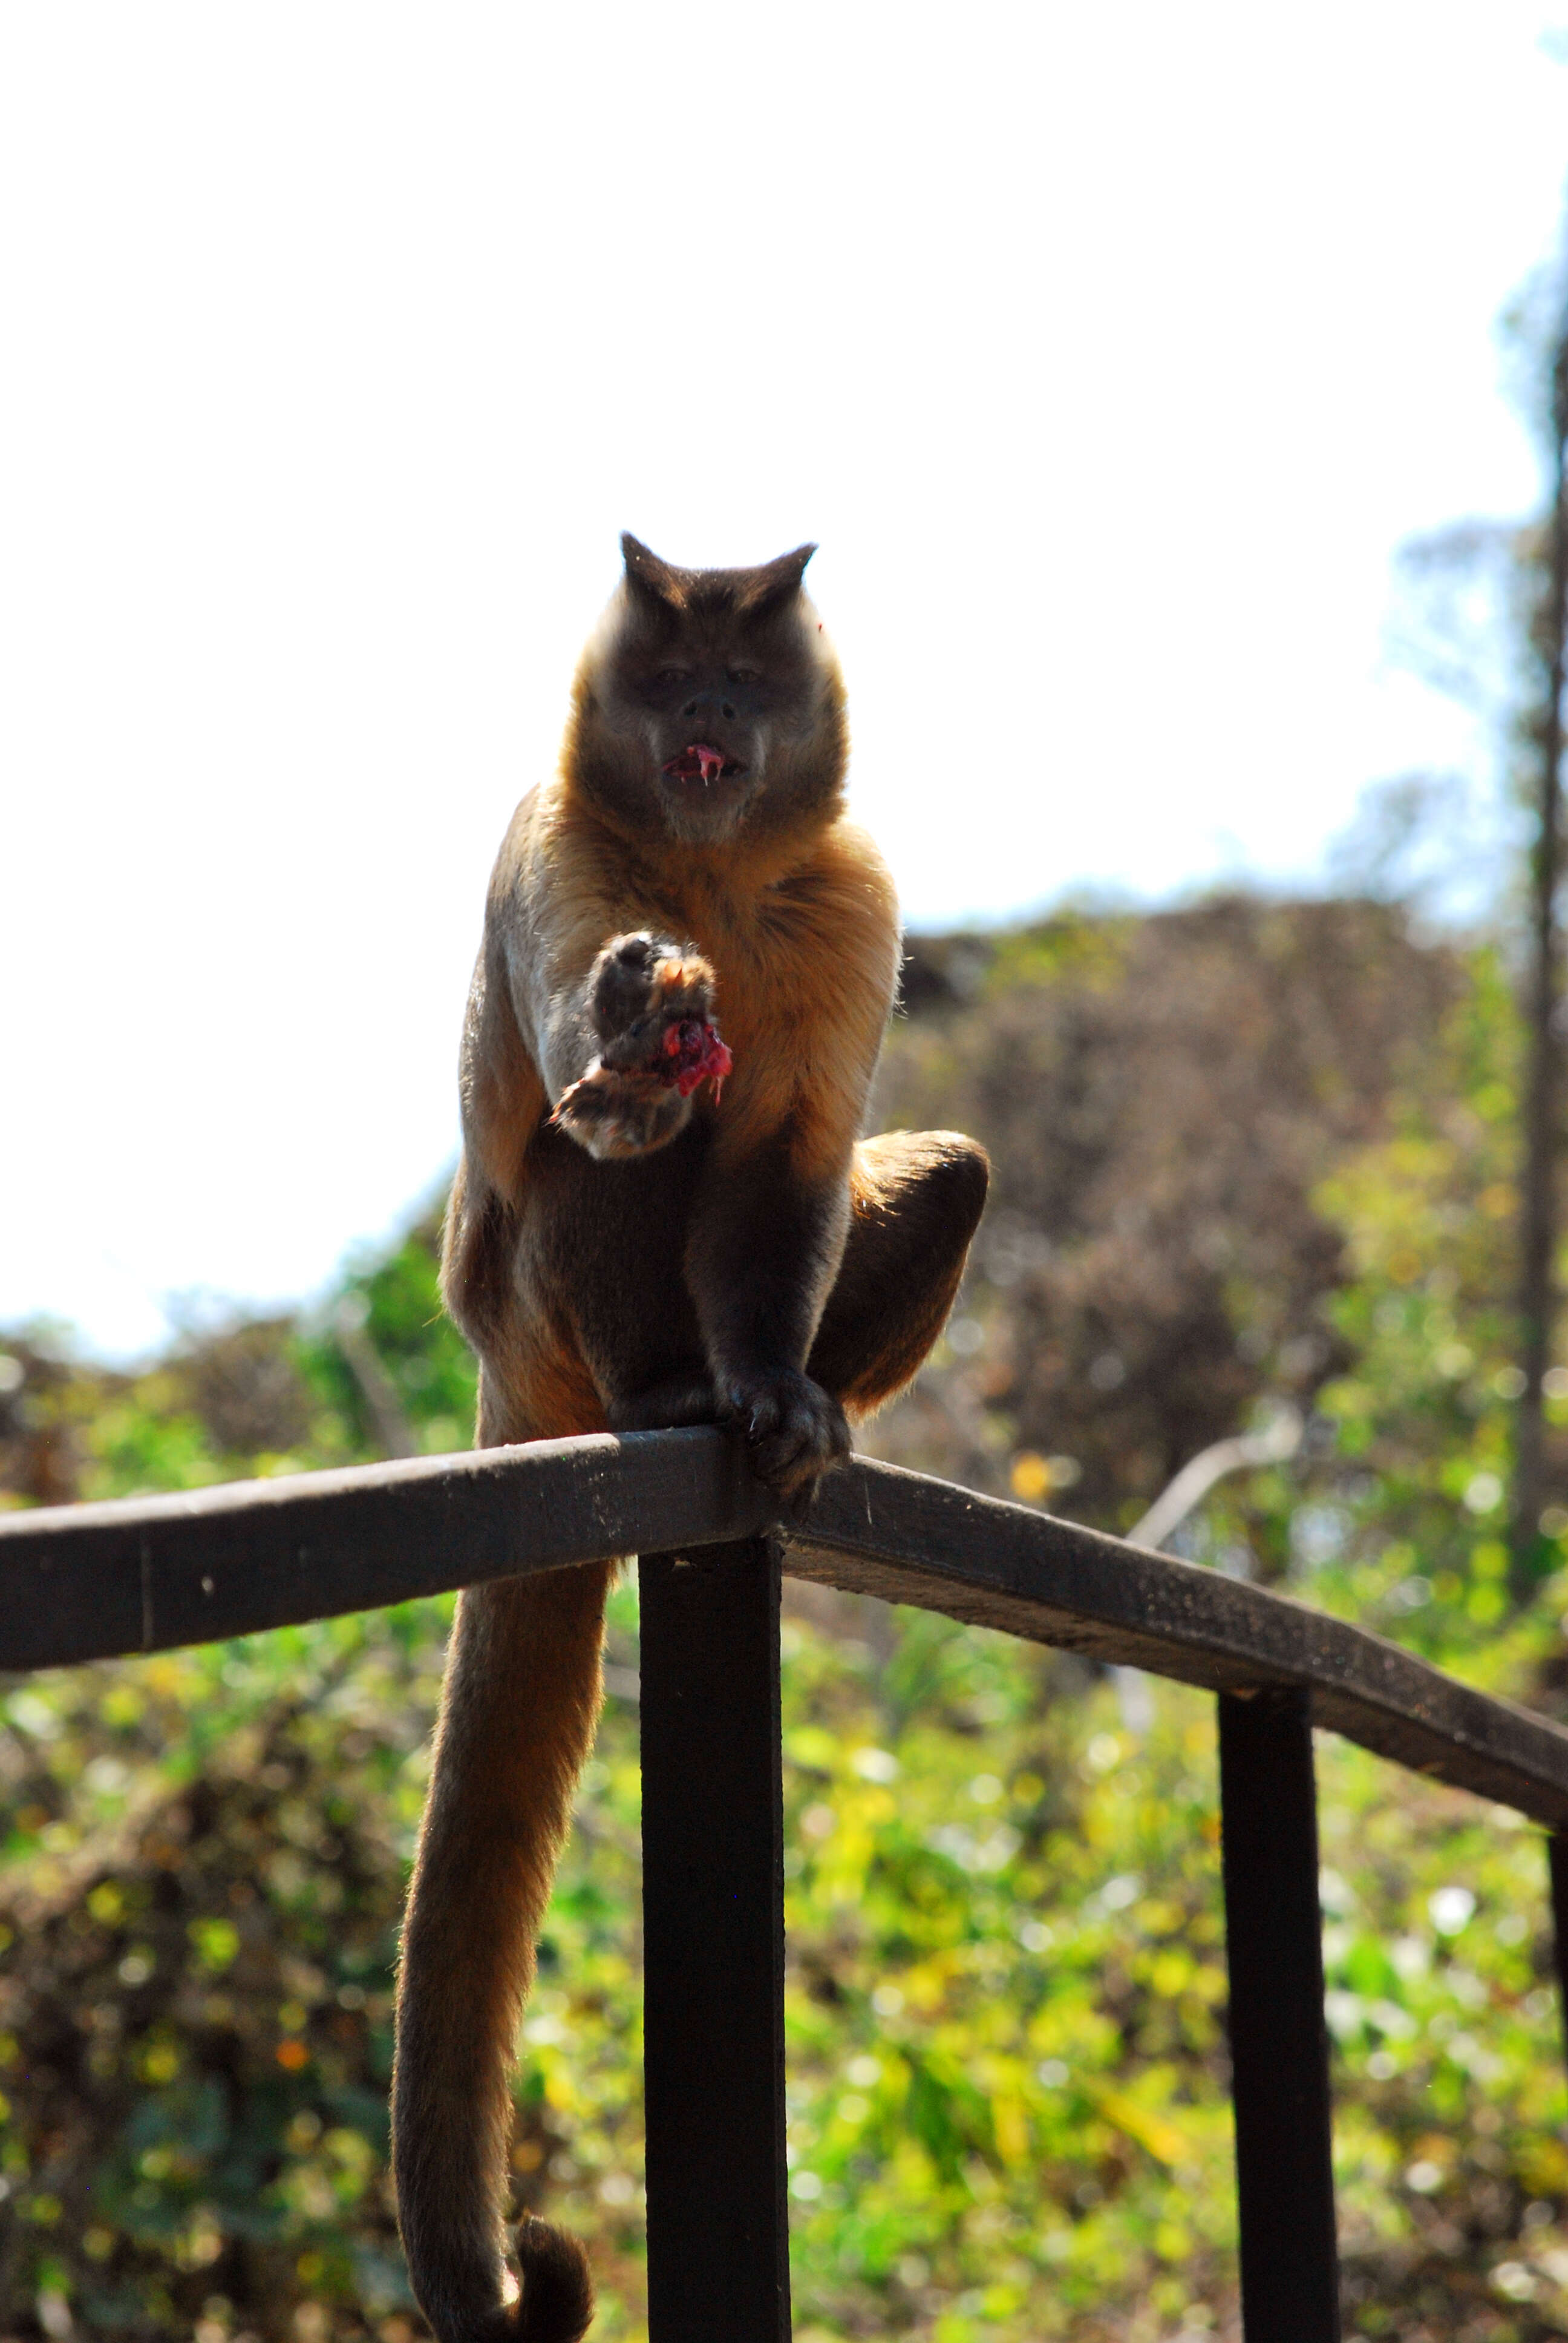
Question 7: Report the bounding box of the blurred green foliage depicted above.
[4,919,1568,2341]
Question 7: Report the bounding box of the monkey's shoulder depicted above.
[683,824,899,1121]
[733,819,895,953]
[486,785,584,920]
[744,822,898,1003]
[767,818,896,912]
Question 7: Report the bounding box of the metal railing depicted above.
[4,1426,1568,2342]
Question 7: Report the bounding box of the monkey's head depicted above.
[564,536,848,848]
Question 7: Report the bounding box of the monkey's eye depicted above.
[655,667,691,687]
[726,666,762,687]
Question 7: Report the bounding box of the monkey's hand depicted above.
[725,1367,851,1502]
[552,933,731,1160]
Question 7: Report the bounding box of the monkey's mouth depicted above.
[662,742,745,785]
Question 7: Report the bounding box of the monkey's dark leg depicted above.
[531,1119,715,1426]
[808,1130,989,1416]
[606,1374,719,1431]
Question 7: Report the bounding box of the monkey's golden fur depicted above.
[393,539,988,2342]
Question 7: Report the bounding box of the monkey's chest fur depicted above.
[510,890,832,1395]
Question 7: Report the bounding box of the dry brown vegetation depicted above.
[869,896,1462,1533]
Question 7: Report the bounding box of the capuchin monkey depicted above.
[392,536,989,2342]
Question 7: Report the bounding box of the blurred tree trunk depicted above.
[1511,321,1568,1599]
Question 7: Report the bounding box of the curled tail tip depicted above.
[512,2214,594,2343]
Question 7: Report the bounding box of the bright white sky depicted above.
[3,2,1566,1355]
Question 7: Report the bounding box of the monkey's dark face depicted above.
[570,537,848,848]
[627,628,812,840]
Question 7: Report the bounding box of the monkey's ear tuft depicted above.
[740,543,817,617]
[621,532,686,612]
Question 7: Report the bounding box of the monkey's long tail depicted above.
[393,1563,613,2343]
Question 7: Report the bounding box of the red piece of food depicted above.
[663,742,730,784]
[653,1017,733,1100]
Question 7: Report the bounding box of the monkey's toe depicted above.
[552,1063,688,1159]
[730,1368,851,1497]
[589,931,665,1038]
[590,931,714,1054]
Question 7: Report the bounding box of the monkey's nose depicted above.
[681,692,738,724]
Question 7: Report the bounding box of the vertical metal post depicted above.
[1218,1686,1340,2343]
[639,1538,791,2343]
[1547,1832,1568,2080]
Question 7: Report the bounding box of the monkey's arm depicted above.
[685,830,901,1491]
[480,795,723,1164]
[685,1125,855,1490]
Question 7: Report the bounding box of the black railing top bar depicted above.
[2,1424,1566,1829]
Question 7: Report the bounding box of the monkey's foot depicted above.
[607,1374,720,1432]
[550,1063,689,1159]
[564,936,731,1150]
[726,1368,851,1499]
[590,932,717,1063]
